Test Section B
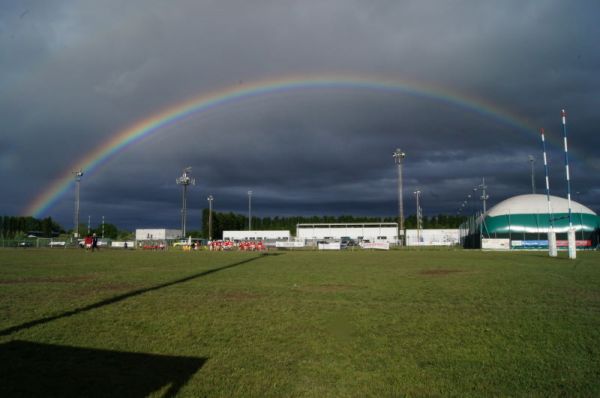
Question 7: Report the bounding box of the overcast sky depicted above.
[1,0,599,230]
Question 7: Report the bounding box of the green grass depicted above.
[1,248,599,396]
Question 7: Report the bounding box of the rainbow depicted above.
[25,73,540,218]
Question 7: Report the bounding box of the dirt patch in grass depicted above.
[419,269,465,276]
[0,275,94,284]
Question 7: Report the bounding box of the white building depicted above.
[222,230,291,241]
[296,223,399,244]
[135,229,182,241]
[405,229,460,246]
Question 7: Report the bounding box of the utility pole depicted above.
[102,216,105,239]
[393,148,406,245]
[207,195,214,240]
[73,170,83,239]
[176,167,195,238]
[248,190,252,231]
[528,155,536,194]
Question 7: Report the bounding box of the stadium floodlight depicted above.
[73,170,84,239]
[207,195,214,240]
[248,190,253,231]
[393,148,406,245]
[176,167,196,238]
[528,155,536,194]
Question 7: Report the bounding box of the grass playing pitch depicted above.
[1,248,599,396]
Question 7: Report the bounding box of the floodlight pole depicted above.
[207,195,214,240]
[176,167,196,238]
[561,109,576,259]
[248,190,252,231]
[73,170,84,239]
[414,190,421,244]
[528,155,536,194]
[479,177,488,214]
[393,148,406,245]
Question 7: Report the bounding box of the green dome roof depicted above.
[487,194,596,217]
[484,194,599,234]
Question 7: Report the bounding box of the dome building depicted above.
[461,194,600,249]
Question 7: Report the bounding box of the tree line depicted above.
[0,216,133,240]
[0,216,63,239]
[83,223,133,240]
[2,212,467,241]
[199,209,466,239]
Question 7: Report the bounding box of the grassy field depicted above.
[1,248,599,397]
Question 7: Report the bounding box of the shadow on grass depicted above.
[0,340,205,397]
[1,253,279,337]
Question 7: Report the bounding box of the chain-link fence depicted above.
[0,237,78,248]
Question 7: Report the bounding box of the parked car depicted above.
[340,237,357,248]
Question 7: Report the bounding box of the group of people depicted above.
[82,233,99,251]
[238,241,266,251]
[142,242,165,250]
[208,240,266,251]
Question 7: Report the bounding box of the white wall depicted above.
[222,230,291,241]
[296,224,398,243]
[135,229,182,240]
[405,229,460,246]
[111,241,136,248]
[482,238,510,250]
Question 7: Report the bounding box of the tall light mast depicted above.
[528,155,536,194]
[73,170,84,239]
[248,190,253,231]
[176,167,195,238]
[207,195,214,240]
[479,177,488,214]
[393,148,406,245]
[414,189,421,244]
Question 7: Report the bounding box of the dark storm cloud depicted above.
[1,0,599,230]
